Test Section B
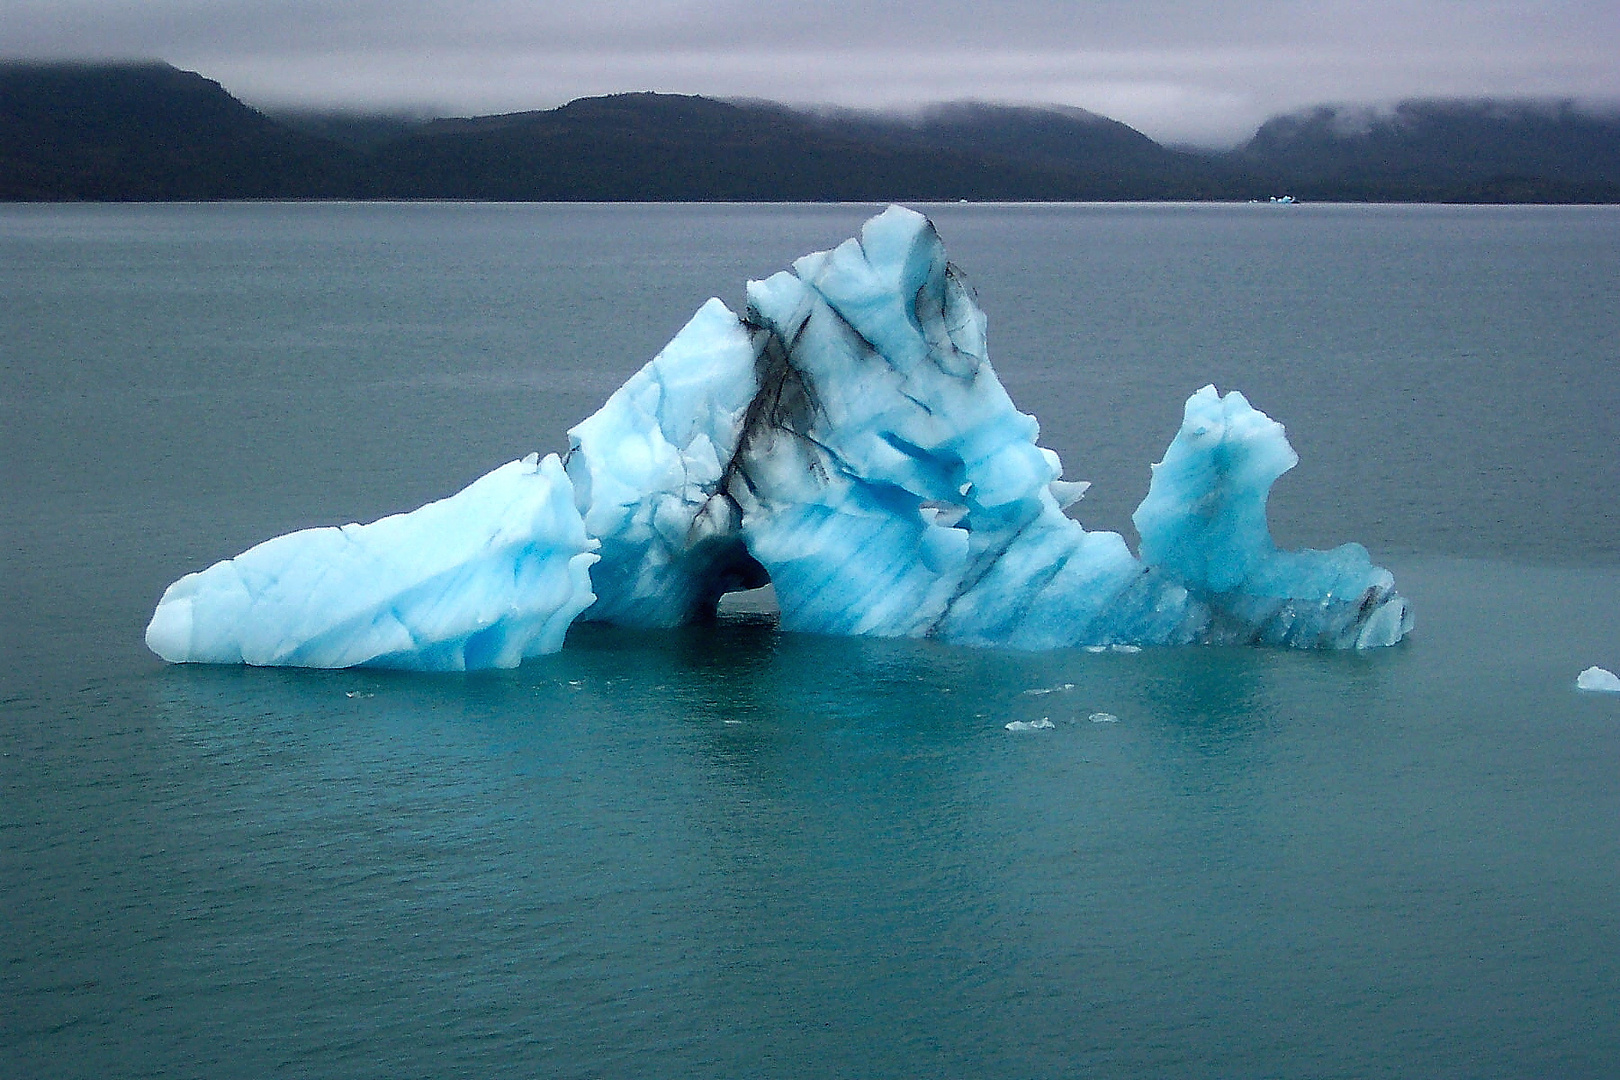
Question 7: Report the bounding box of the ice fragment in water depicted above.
[1006,719,1056,731]
[1576,666,1620,693]
[1023,683,1076,696]
[147,205,1411,670]
[1089,712,1121,724]
[1133,385,1413,648]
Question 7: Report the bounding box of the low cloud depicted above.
[8,0,1618,144]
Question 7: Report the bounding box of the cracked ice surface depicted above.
[564,297,765,628]
[145,205,1410,670]
[717,207,1410,649]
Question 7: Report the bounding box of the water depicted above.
[3,202,1618,1078]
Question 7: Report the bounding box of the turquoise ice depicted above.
[146,206,1410,670]
[145,454,598,670]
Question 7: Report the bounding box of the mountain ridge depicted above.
[3,61,1617,202]
[0,60,356,199]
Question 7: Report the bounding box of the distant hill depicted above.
[3,62,1617,202]
[1229,99,1620,203]
[791,101,1242,199]
[0,61,355,199]
[353,92,1245,201]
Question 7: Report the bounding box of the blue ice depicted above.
[145,454,598,670]
[146,206,1410,670]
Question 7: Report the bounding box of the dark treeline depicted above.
[4,61,1618,203]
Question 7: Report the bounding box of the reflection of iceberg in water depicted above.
[146,206,1411,671]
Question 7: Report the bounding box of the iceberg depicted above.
[1577,666,1620,693]
[146,205,1410,670]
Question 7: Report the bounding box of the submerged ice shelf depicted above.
[147,206,1412,671]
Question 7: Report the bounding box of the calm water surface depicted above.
[3,203,1618,1078]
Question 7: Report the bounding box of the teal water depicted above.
[3,203,1618,1078]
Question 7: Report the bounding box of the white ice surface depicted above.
[1576,666,1620,693]
[1023,684,1076,696]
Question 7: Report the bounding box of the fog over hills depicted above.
[3,62,1617,202]
[1233,99,1620,202]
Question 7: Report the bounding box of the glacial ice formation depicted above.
[1134,386,1411,648]
[145,454,598,670]
[1577,666,1620,693]
[563,297,766,627]
[146,205,1411,671]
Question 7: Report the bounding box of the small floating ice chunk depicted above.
[1089,712,1120,724]
[1022,683,1075,696]
[1577,666,1620,693]
[1005,718,1056,731]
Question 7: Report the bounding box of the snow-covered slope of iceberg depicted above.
[145,454,598,670]
[146,204,1409,671]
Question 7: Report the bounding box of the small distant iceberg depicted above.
[1023,684,1076,696]
[1006,719,1056,732]
[147,206,1411,670]
[1577,666,1620,693]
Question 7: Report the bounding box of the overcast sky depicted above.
[9,0,1619,145]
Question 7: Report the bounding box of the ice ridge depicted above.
[146,206,1411,670]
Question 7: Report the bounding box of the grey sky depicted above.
[8,0,1619,144]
